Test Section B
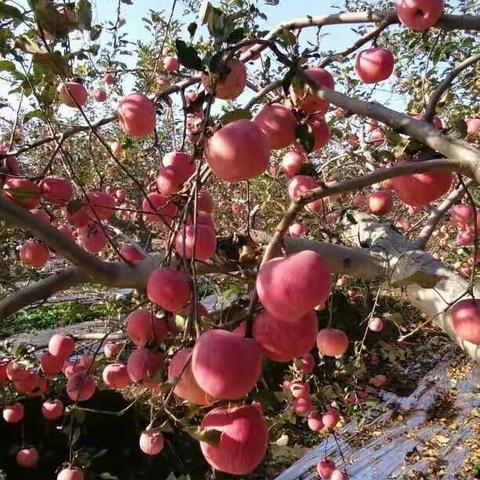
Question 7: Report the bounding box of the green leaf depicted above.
[187,22,197,38]
[175,39,203,71]
[207,6,226,39]
[15,35,46,54]
[226,27,245,44]
[75,0,92,31]
[199,1,213,24]
[34,0,73,38]
[0,60,15,72]
[295,124,314,153]
[0,2,23,21]
[220,108,252,125]
[186,426,221,445]
[32,51,71,76]
[89,25,102,41]
[282,67,296,96]
[23,109,44,123]
[278,28,297,47]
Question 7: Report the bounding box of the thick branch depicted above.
[305,84,480,179]
[0,267,87,320]
[301,158,472,206]
[424,52,480,121]
[0,197,128,284]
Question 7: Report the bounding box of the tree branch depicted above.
[415,180,472,249]
[0,267,87,320]
[424,52,480,122]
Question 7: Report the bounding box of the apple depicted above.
[201,58,247,100]
[355,48,395,83]
[396,0,444,30]
[199,404,268,475]
[3,177,41,209]
[117,93,156,137]
[368,190,393,214]
[40,176,74,205]
[253,103,297,150]
[205,119,270,182]
[256,250,332,321]
[147,267,191,312]
[16,447,39,468]
[58,82,88,108]
[19,240,50,268]
[450,298,480,344]
[139,430,165,455]
[290,67,334,114]
[317,329,349,356]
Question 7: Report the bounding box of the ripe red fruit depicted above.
[457,229,475,246]
[118,93,156,137]
[162,151,195,182]
[355,48,395,83]
[368,317,384,332]
[40,352,64,375]
[19,240,50,268]
[102,363,131,389]
[127,347,164,382]
[103,72,114,84]
[48,334,75,360]
[40,176,74,205]
[290,67,334,114]
[104,341,123,359]
[4,177,41,209]
[58,82,88,107]
[256,250,332,322]
[236,310,318,362]
[290,381,310,399]
[93,88,107,102]
[300,114,331,152]
[317,458,336,478]
[288,175,324,212]
[282,151,305,178]
[300,352,315,374]
[41,398,64,420]
[86,191,115,220]
[156,166,185,194]
[205,119,270,182]
[200,404,268,475]
[292,396,312,414]
[392,166,453,207]
[175,224,217,261]
[201,58,247,100]
[77,222,108,254]
[308,412,324,432]
[192,329,262,400]
[57,467,84,480]
[164,56,179,72]
[16,447,39,468]
[451,204,474,226]
[168,348,213,405]
[322,408,340,429]
[147,267,191,312]
[126,309,167,347]
[396,0,443,30]
[288,222,306,237]
[139,430,165,455]
[253,103,297,150]
[368,190,393,214]
[466,118,480,137]
[317,328,349,357]
[66,371,96,402]
[197,189,214,213]
[331,470,349,480]
[30,208,51,223]
[370,128,385,144]
[120,244,145,262]
[6,360,31,381]
[450,299,480,345]
[3,403,24,423]
[142,193,177,226]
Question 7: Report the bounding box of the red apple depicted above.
[201,58,247,100]
[368,190,393,214]
[199,404,268,475]
[450,298,480,344]
[147,267,191,312]
[253,103,297,150]
[396,0,444,31]
[355,48,395,83]
[118,93,156,137]
[205,119,270,182]
[317,328,349,357]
